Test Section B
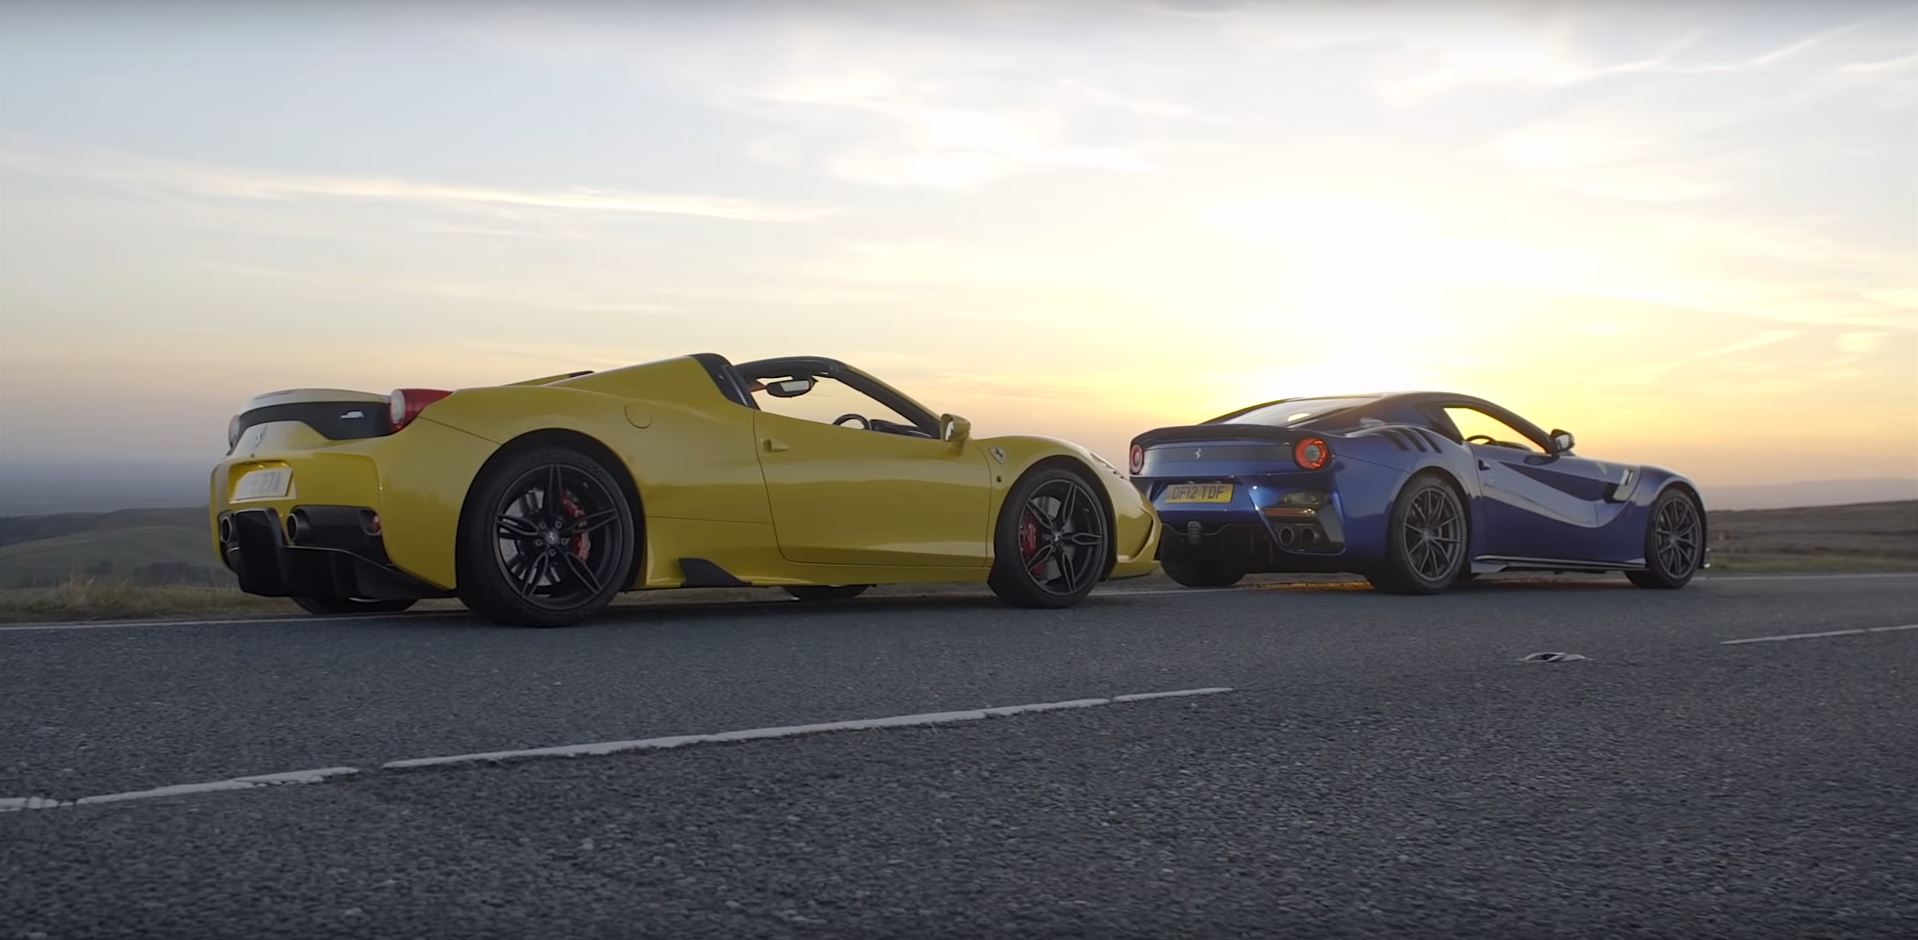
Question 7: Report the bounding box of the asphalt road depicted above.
[3,573,1915,939]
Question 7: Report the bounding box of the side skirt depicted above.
[1474,554,1646,574]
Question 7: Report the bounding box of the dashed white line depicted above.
[1721,623,1918,645]
[1,688,1234,812]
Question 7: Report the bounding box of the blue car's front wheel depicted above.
[1367,473,1468,595]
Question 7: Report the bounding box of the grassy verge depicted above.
[0,578,298,623]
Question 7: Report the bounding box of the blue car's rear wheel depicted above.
[1628,489,1702,589]
[1367,473,1467,595]
[457,447,635,627]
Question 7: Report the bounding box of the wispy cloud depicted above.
[0,148,833,223]
[746,68,1156,189]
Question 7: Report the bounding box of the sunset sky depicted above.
[1,1,1914,491]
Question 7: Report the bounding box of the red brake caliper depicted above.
[1020,511,1043,574]
[561,492,591,561]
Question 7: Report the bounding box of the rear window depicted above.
[1221,397,1380,428]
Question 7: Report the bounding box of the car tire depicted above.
[987,466,1109,609]
[456,446,636,627]
[1627,488,1703,589]
[785,585,870,602]
[291,596,416,616]
[1366,472,1469,595]
[1159,546,1246,588]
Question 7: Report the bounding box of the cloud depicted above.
[0,148,833,223]
[1835,331,1890,356]
[1698,329,1801,358]
[746,67,1157,189]
[1842,51,1918,75]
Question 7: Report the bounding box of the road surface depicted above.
[3,573,1915,938]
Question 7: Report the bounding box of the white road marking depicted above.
[385,688,1234,770]
[0,767,360,813]
[1704,572,1918,582]
[1721,623,1918,645]
[0,688,1233,811]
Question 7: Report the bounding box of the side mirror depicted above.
[1549,429,1575,454]
[941,413,971,444]
[764,377,815,399]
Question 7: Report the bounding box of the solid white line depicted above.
[1,688,1233,811]
[0,767,360,813]
[383,688,1236,771]
[1721,623,1918,645]
[1705,572,1918,582]
[1112,687,1235,702]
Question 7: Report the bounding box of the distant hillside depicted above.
[1707,500,1918,572]
[1702,478,1918,511]
[0,507,222,589]
[0,499,1912,589]
[0,461,211,515]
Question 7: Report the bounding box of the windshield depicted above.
[1220,397,1380,428]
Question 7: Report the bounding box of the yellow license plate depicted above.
[1164,483,1233,503]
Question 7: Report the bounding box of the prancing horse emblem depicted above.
[1194,448,1204,459]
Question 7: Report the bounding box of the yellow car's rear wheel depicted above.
[457,446,636,627]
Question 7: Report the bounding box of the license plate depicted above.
[1163,483,1233,504]
[231,467,292,501]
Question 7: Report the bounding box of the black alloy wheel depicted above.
[1368,473,1468,594]
[1629,489,1703,589]
[988,468,1109,608]
[458,448,635,627]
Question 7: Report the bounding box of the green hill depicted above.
[0,507,223,588]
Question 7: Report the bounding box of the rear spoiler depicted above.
[1131,423,1305,449]
[508,370,595,387]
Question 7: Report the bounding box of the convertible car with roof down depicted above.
[212,354,1160,626]
[1129,392,1706,593]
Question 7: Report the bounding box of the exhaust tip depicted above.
[1276,526,1298,547]
[1299,528,1319,547]
[285,510,310,544]
[217,515,233,543]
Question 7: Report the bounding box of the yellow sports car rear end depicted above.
[212,354,1160,626]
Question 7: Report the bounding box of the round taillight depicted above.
[1128,443,1145,475]
[388,388,453,431]
[1294,437,1331,470]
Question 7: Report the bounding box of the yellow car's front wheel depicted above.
[456,445,636,627]
[987,466,1109,609]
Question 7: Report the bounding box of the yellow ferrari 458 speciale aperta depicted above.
[211,354,1161,626]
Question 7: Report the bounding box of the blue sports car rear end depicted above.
[1129,393,1708,593]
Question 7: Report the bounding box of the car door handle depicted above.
[762,437,789,453]
[1477,460,1493,472]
